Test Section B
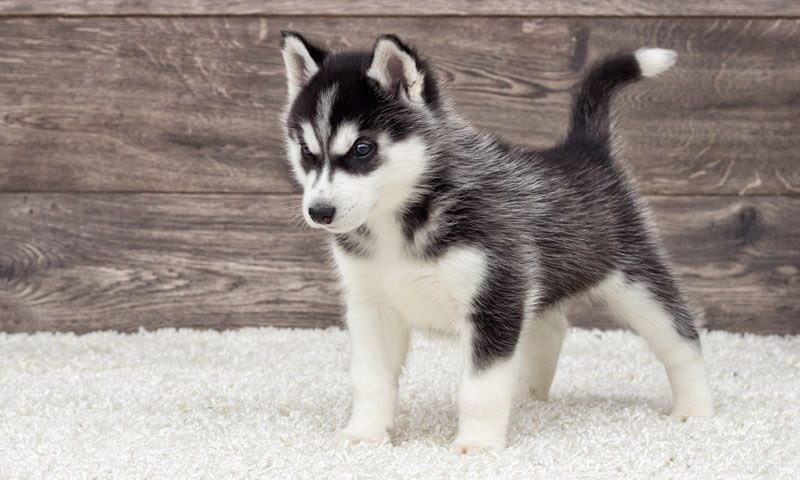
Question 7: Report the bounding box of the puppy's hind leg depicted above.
[597,270,714,420]
[517,308,568,401]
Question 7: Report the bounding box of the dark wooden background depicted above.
[0,2,798,334]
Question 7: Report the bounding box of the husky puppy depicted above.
[279,31,714,453]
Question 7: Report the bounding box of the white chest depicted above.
[332,224,487,334]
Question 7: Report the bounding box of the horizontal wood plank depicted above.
[1,194,797,334]
[0,0,798,17]
[0,193,338,332]
[1,17,799,195]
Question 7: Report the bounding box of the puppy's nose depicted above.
[308,205,336,225]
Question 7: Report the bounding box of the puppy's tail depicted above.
[566,48,676,145]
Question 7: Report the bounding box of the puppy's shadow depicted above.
[541,392,667,415]
[391,392,670,446]
[393,395,459,445]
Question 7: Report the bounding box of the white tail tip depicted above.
[634,48,677,77]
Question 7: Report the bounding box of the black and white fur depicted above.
[280,32,714,453]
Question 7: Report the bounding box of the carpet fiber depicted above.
[1,327,798,479]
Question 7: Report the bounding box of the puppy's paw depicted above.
[529,384,551,402]
[670,389,714,422]
[670,402,714,422]
[336,423,392,447]
[450,435,505,455]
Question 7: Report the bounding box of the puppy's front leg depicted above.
[341,296,409,444]
[452,287,523,453]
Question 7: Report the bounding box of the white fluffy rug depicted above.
[1,327,798,479]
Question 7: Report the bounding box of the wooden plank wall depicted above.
[0,3,798,334]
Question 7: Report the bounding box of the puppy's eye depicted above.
[353,142,373,157]
[300,143,313,159]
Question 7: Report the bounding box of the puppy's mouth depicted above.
[302,216,357,235]
[319,224,359,235]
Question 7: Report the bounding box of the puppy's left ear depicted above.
[367,35,437,106]
[281,31,329,101]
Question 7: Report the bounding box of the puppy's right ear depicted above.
[281,31,328,101]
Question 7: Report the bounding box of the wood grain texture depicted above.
[1,17,799,195]
[1,0,799,17]
[1,194,797,334]
[0,193,337,332]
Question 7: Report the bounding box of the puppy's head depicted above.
[280,32,440,234]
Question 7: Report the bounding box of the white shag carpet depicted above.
[1,327,798,479]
